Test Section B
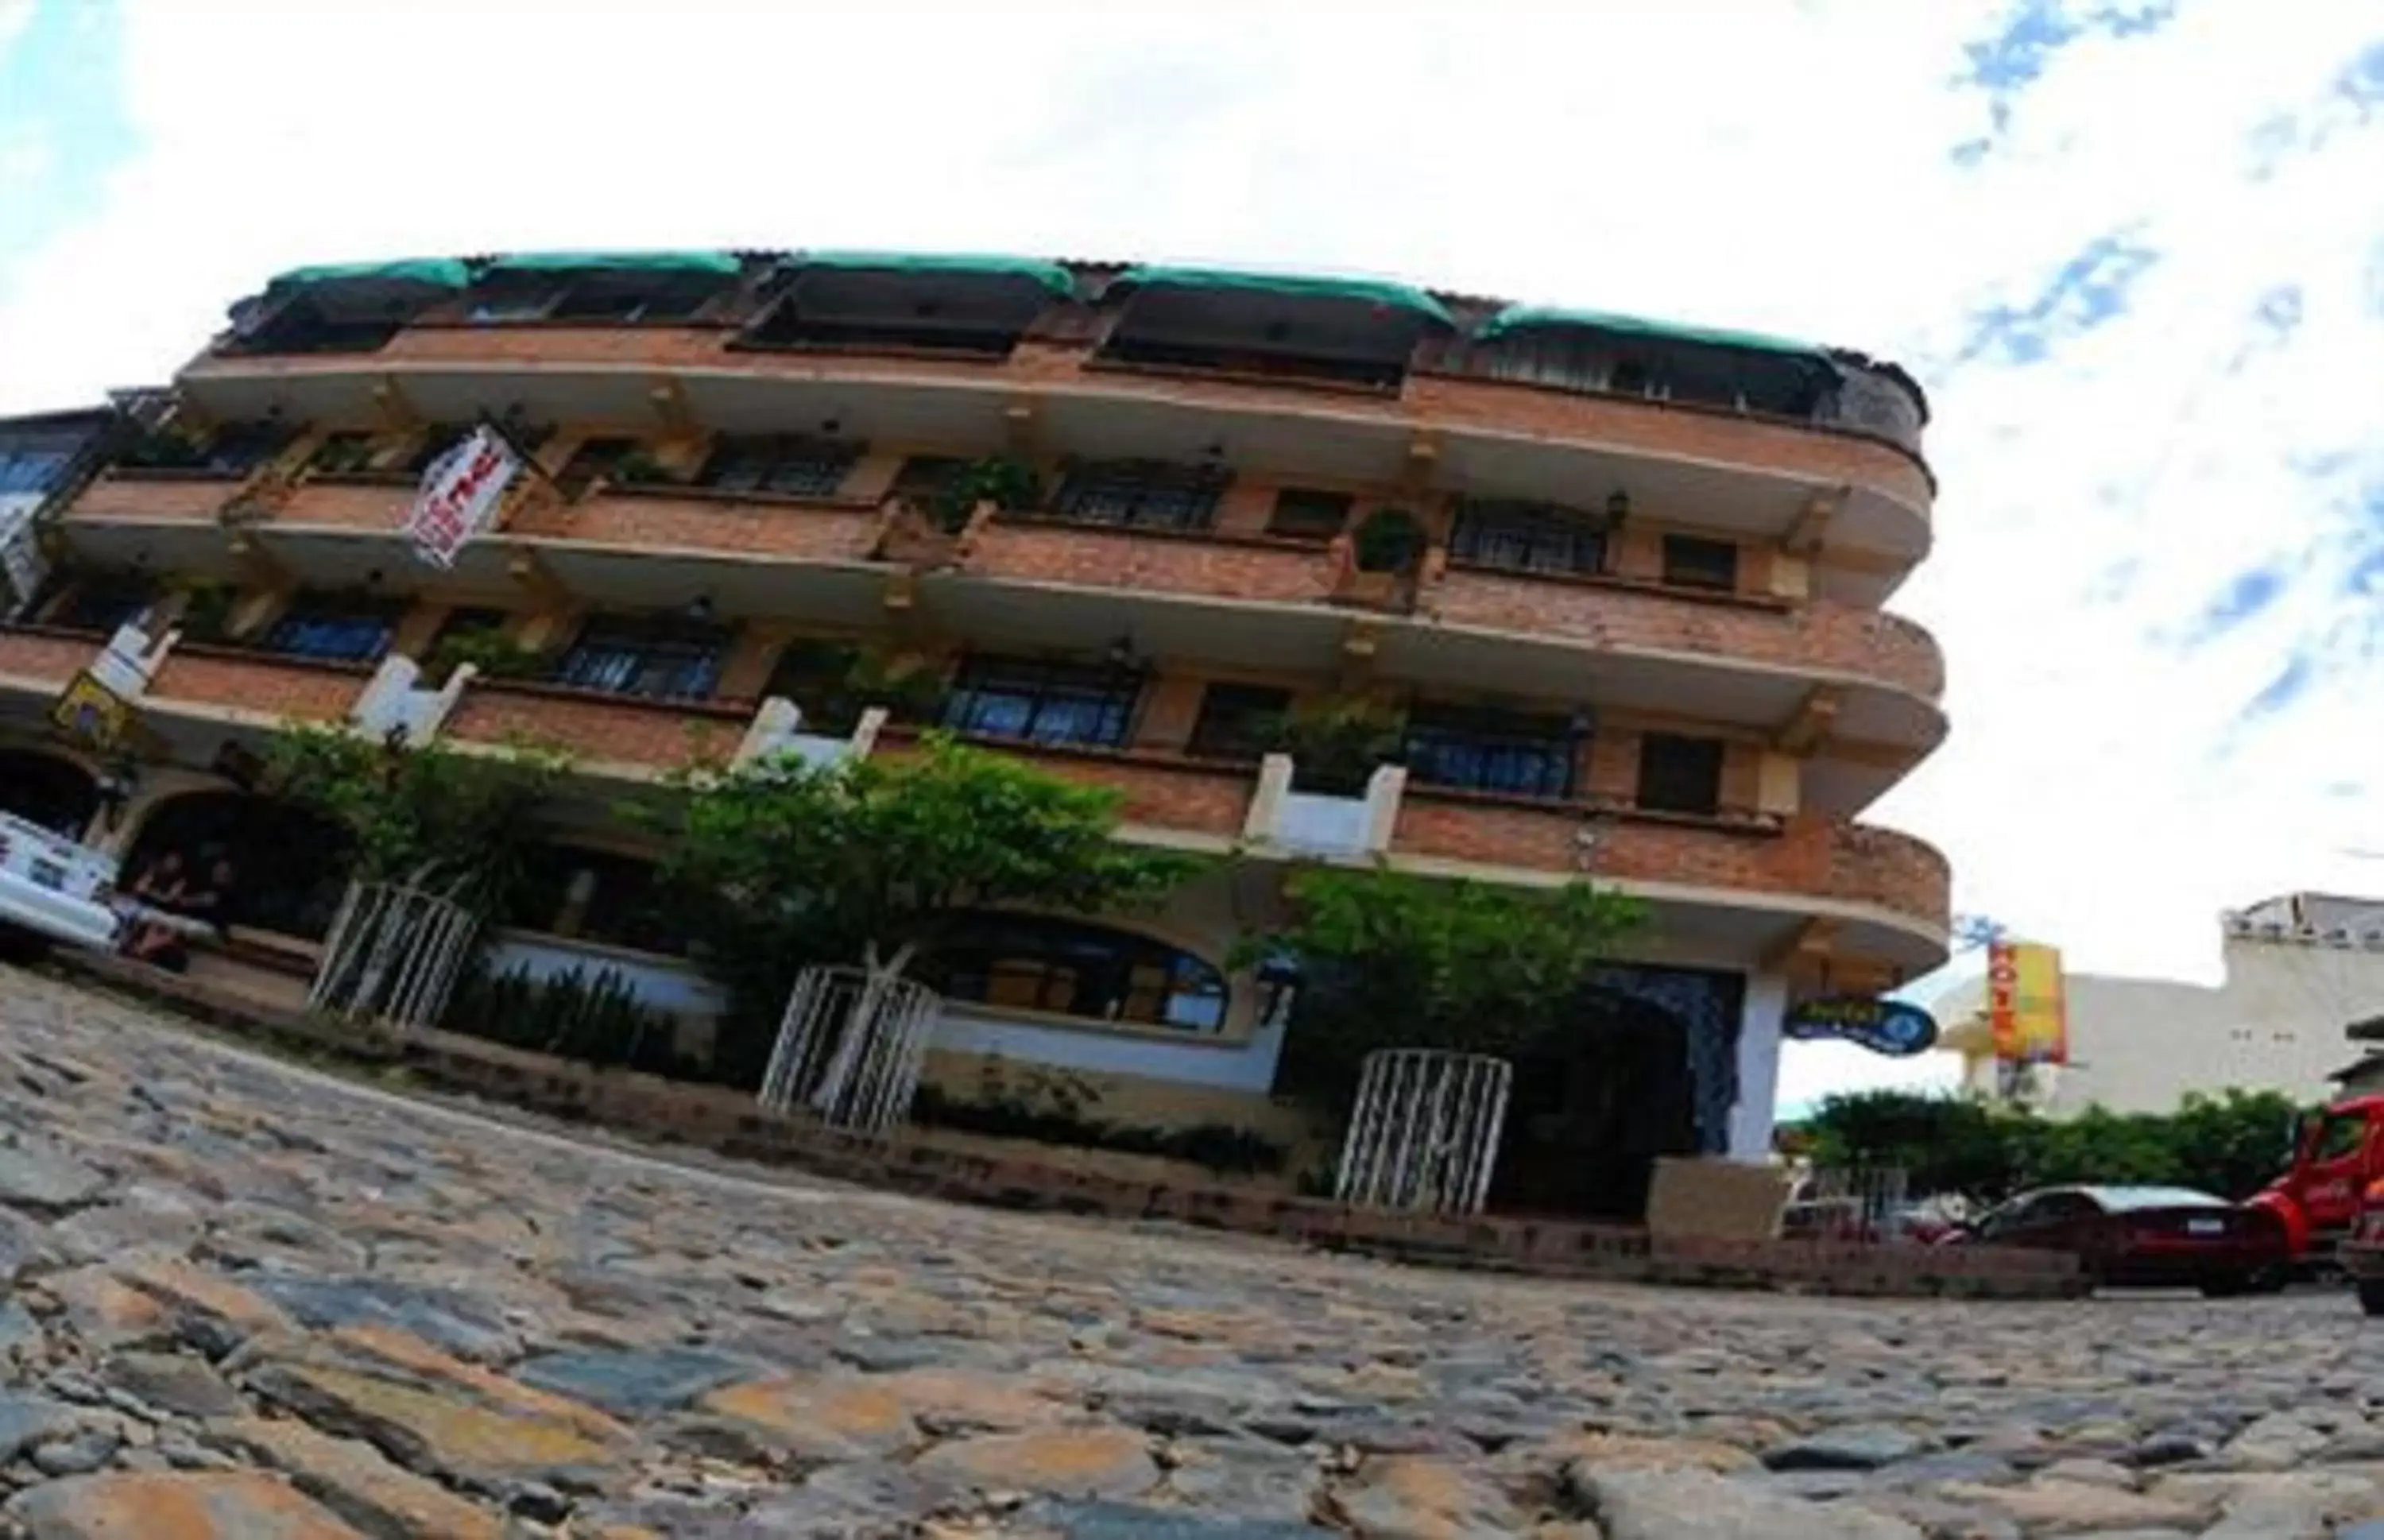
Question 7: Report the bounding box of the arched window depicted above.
[501,844,691,956]
[914,912,1229,1034]
[124,793,353,939]
[0,753,98,837]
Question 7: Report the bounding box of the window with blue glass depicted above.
[914,911,1230,1033]
[1404,703,1581,799]
[0,447,72,495]
[942,655,1140,749]
[257,594,404,664]
[550,614,728,702]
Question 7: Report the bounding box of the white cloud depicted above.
[2,0,2382,1102]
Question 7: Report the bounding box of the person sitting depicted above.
[120,853,189,965]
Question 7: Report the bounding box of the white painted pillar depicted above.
[1728,970,1789,1160]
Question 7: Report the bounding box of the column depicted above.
[1728,971,1789,1160]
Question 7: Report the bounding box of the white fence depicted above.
[1334,1048,1512,1217]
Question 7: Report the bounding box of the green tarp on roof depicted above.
[783,252,1078,297]
[485,250,743,278]
[269,258,473,292]
[1109,265,1455,327]
[1476,304,1832,365]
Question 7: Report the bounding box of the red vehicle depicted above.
[2345,1186,2384,1314]
[2247,1094,2384,1272]
[1941,1184,2289,1295]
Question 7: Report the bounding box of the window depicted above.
[1187,683,1291,762]
[1637,733,1726,817]
[503,845,691,956]
[762,638,864,730]
[308,431,381,476]
[197,424,295,477]
[44,574,157,635]
[555,438,642,499]
[1266,489,1353,543]
[2313,1113,2367,1163]
[546,277,719,323]
[1662,535,1740,594]
[466,280,567,323]
[942,655,1140,749]
[697,435,862,499]
[550,614,729,702]
[0,446,73,495]
[914,911,1229,1033]
[1404,703,1580,799]
[1449,499,1606,577]
[257,594,404,664]
[1049,459,1228,532]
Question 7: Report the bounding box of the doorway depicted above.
[1488,988,1700,1220]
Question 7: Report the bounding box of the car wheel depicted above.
[2359,1280,2384,1318]
[0,924,47,965]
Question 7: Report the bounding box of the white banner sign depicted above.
[405,428,521,568]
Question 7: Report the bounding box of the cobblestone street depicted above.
[1,967,2382,1537]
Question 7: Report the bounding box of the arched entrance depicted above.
[0,750,99,837]
[1486,965,1747,1221]
[124,791,353,939]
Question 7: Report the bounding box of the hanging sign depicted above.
[49,670,137,755]
[404,427,521,568]
[1987,940,2069,1065]
[1784,995,1939,1056]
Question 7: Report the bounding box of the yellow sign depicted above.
[49,670,135,755]
[1987,940,2068,1065]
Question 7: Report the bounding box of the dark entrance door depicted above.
[0,751,99,838]
[125,792,353,939]
[1488,989,1701,1220]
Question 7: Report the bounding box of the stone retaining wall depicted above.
[60,954,2084,1301]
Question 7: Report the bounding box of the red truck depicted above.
[2247,1093,2384,1287]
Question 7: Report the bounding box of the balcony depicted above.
[1427,568,1945,701]
[442,679,751,775]
[0,628,103,693]
[60,470,238,527]
[177,323,1931,560]
[967,516,1337,608]
[1391,788,1949,938]
[507,486,881,565]
[145,647,370,726]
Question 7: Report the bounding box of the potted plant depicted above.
[169,580,235,644]
[945,457,1042,526]
[1337,507,1428,609]
[1264,697,1407,796]
[845,647,947,724]
[425,625,540,687]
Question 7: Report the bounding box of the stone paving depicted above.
[2,969,2384,1537]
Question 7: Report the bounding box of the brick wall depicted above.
[278,480,412,532]
[1431,569,1945,699]
[505,489,880,562]
[0,630,96,687]
[147,651,365,722]
[969,520,1336,606]
[445,684,745,768]
[1392,792,1950,928]
[61,472,230,524]
[875,734,1254,838]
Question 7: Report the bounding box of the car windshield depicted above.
[2085,1186,2230,1212]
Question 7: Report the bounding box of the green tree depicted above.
[646,733,1201,1088]
[1801,1089,2019,1199]
[1250,869,1647,1114]
[265,724,569,911]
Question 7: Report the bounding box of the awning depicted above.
[482,250,744,279]
[267,258,474,293]
[784,251,1077,298]
[1476,304,1833,366]
[1107,265,1456,328]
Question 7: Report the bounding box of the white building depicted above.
[1934,893,2384,1115]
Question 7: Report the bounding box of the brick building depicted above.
[0,252,1948,1212]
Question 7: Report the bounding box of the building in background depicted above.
[1937,893,2384,1113]
[0,250,1948,1213]
[0,408,118,621]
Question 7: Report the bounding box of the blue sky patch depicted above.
[2244,654,2313,719]
[0,1,135,300]
[1957,0,2184,136]
[2184,564,2288,644]
[1957,229,2161,364]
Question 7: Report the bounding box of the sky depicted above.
[1,0,2380,1108]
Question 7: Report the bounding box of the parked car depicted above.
[0,810,122,958]
[1941,1184,2288,1296]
